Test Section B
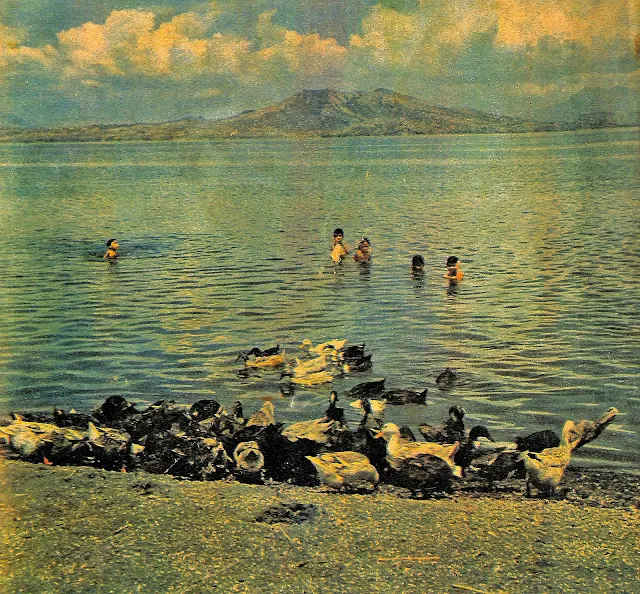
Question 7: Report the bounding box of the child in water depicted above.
[104,238,119,259]
[411,254,425,274]
[331,228,349,263]
[444,255,464,281]
[353,237,372,263]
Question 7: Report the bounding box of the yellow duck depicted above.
[520,420,575,497]
[290,354,331,376]
[0,420,84,458]
[299,339,347,353]
[306,451,379,492]
[246,401,276,428]
[376,423,462,477]
[245,351,286,368]
[281,370,337,386]
[350,398,386,414]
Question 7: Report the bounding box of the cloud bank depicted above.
[1,0,638,125]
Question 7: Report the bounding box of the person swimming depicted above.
[444,255,464,281]
[104,238,119,259]
[331,228,349,263]
[353,237,372,263]
[411,254,425,274]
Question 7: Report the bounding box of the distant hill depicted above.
[537,86,639,127]
[0,88,607,143]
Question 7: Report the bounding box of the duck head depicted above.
[374,422,400,440]
[449,406,465,421]
[468,425,495,442]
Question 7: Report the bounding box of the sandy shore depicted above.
[1,458,638,594]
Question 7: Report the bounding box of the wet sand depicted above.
[1,457,638,594]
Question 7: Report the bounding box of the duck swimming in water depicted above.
[300,339,348,353]
[418,406,465,443]
[350,395,386,414]
[289,354,331,376]
[244,352,286,369]
[280,369,337,387]
[382,388,428,406]
[236,345,280,362]
[435,368,457,391]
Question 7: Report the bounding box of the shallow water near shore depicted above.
[0,129,638,470]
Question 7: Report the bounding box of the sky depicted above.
[0,0,638,126]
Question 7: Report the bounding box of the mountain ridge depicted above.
[0,88,623,143]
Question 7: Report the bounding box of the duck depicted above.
[515,429,560,452]
[418,405,465,443]
[246,401,276,428]
[375,423,462,495]
[342,354,373,373]
[452,425,495,477]
[233,440,265,475]
[0,420,83,459]
[306,451,379,492]
[350,395,386,414]
[435,368,457,391]
[300,339,347,353]
[339,343,366,360]
[202,401,245,436]
[324,391,346,423]
[376,423,461,474]
[236,345,280,362]
[53,407,97,429]
[520,420,575,498]
[382,388,428,406]
[289,354,331,376]
[280,370,337,387]
[346,379,386,400]
[567,407,619,451]
[244,351,286,369]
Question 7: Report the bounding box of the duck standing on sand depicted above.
[376,423,462,495]
[520,420,575,498]
[306,451,379,492]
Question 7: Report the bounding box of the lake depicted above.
[0,128,638,471]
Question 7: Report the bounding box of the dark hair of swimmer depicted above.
[412,255,425,268]
[446,255,459,267]
[333,228,344,237]
[106,238,117,247]
[360,237,371,246]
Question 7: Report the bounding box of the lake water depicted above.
[0,128,638,471]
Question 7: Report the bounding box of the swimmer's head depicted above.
[333,228,344,239]
[358,237,371,249]
[446,256,459,267]
[106,238,118,248]
[412,255,425,269]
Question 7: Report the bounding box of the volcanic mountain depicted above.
[1,88,568,142]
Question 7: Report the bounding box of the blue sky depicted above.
[1,0,638,126]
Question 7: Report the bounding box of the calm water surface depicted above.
[0,129,638,470]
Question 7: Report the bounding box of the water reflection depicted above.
[0,130,638,470]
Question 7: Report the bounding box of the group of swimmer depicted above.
[104,231,465,283]
[332,228,464,282]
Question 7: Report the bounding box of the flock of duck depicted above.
[0,339,619,499]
